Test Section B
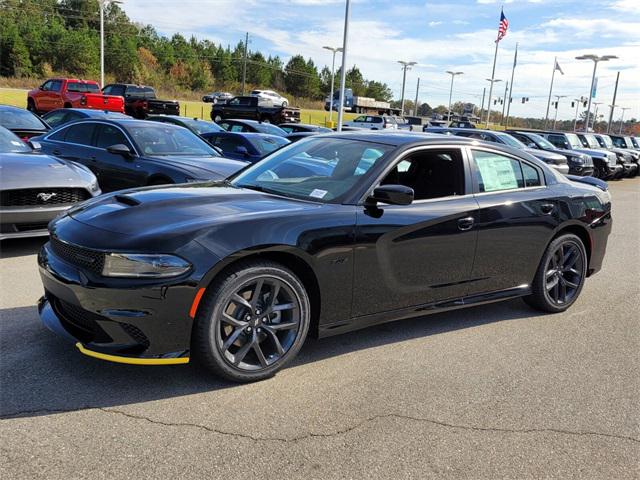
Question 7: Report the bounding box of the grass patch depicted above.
[0,88,357,127]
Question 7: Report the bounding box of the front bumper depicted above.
[621,162,638,177]
[38,241,195,363]
[568,165,594,176]
[0,205,69,240]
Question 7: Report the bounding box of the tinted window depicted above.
[42,111,69,128]
[64,123,96,145]
[127,125,219,156]
[380,149,465,200]
[66,82,82,93]
[50,80,63,92]
[254,136,289,155]
[95,124,130,149]
[48,126,68,141]
[522,162,541,187]
[215,135,244,152]
[0,109,47,130]
[181,118,222,135]
[41,80,53,91]
[547,134,566,149]
[472,150,524,192]
[253,123,286,136]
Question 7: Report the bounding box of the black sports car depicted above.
[38,133,612,382]
[34,119,247,192]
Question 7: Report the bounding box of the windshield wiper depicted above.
[235,183,294,198]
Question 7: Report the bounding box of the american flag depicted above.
[496,9,508,43]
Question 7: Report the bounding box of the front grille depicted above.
[121,323,150,348]
[0,188,90,207]
[51,295,111,343]
[50,236,104,275]
[15,222,49,232]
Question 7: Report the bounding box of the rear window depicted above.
[125,86,155,98]
[0,109,47,130]
[67,82,99,93]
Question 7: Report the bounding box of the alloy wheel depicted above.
[215,276,301,371]
[544,241,585,305]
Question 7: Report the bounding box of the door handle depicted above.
[52,150,61,155]
[540,203,555,214]
[457,216,475,231]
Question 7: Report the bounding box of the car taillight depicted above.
[80,95,87,106]
[21,136,29,143]
[142,101,148,109]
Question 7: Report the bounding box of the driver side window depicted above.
[380,148,465,201]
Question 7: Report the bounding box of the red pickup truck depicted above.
[27,78,125,115]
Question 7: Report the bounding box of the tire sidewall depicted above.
[197,264,310,382]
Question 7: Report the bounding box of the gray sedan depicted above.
[0,126,101,240]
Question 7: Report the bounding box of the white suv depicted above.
[343,115,398,130]
[250,90,289,107]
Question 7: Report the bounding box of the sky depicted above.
[121,0,640,121]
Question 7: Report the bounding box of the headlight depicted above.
[89,179,100,192]
[102,253,191,278]
[570,156,584,164]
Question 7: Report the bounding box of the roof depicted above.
[324,130,478,147]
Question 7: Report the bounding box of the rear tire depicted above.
[524,233,587,313]
[27,98,38,115]
[193,260,310,382]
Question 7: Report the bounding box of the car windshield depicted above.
[253,136,290,155]
[127,125,220,156]
[597,135,614,148]
[251,123,286,136]
[623,137,634,148]
[495,133,526,149]
[231,137,394,203]
[582,134,601,149]
[632,137,640,148]
[0,126,31,153]
[182,119,223,135]
[0,109,46,130]
[565,133,583,149]
[527,133,555,149]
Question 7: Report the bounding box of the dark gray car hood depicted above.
[148,154,248,179]
[0,152,96,191]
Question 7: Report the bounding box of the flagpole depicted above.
[505,42,517,127]
[485,38,500,128]
[544,56,557,129]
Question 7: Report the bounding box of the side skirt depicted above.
[318,284,531,338]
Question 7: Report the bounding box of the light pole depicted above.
[336,0,351,132]
[485,78,501,128]
[572,96,585,131]
[446,71,463,123]
[619,107,630,134]
[552,95,567,130]
[607,104,618,134]
[398,61,416,116]
[99,0,122,88]
[323,46,343,124]
[575,54,617,132]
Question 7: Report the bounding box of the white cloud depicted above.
[428,21,443,27]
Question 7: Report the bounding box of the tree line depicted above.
[0,0,393,101]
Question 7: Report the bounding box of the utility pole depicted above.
[607,71,620,133]
[591,102,602,131]
[619,107,630,134]
[398,61,416,116]
[241,32,249,95]
[505,42,517,127]
[480,87,486,120]
[572,97,583,132]
[323,46,343,124]
[98,0,122,88]
[485,79,501,128]
[414,77,420,116]
[336,0,351,132]
[446,71,463,123]
[576,54,617,132]
[552,95,567,130]
[501,81,509,125]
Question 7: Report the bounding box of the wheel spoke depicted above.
[222,327,245,352]
[564,279,579,289]
[269,283,281,308]
[232,294,252,310]
[267,321,297,331]
[272,302,295,312]
[559,278,567,303]
[552,280,560,302]
[566,267,580,276]
[253,342,268,367]
[563,247,578,268]
[264,327,285,355]
[233,335,254,366]
[545,269,556,279]
[250,279,265,308]
[222,312,247,328]
[546,276,559,291]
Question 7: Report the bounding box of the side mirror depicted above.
[528,142,537,149]
[366,184,414,206]
[28,140,42,150]
[106,144,133,158]
[235,145,249,156]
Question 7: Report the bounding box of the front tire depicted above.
[193,260,310,382]
[524,233,587,313]
[27,98,38,115]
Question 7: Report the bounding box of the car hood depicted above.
[571,147,610,158]
[0,152,96,190]
[147,155,248,179]
[551,148,588,158]
[68,183,320,236]
[523,147,566,163]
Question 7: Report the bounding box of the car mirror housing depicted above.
[106,144,133,158]
[28,140,42,150]
[235,145,250,156]
[366,184,414,206]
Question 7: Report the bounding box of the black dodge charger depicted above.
[38,133,612,382]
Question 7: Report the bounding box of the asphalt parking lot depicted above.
[1,179,638,479]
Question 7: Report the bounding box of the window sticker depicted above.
[309,189,328,199]
[476,154,519,192]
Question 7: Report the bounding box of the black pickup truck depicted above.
[211,96,300,125]
[102,84,180,119]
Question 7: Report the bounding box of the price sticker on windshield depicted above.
[309,189,328,199]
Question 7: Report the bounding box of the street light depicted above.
[446,71,463,123]
[336,0,351,133]
[398,61,416,116]
[619,107,631,134]
[552,95,567,130]
[99,0,123,88]
[323,46,343,124]
[485,78,502,128]
[575,54,618,132]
